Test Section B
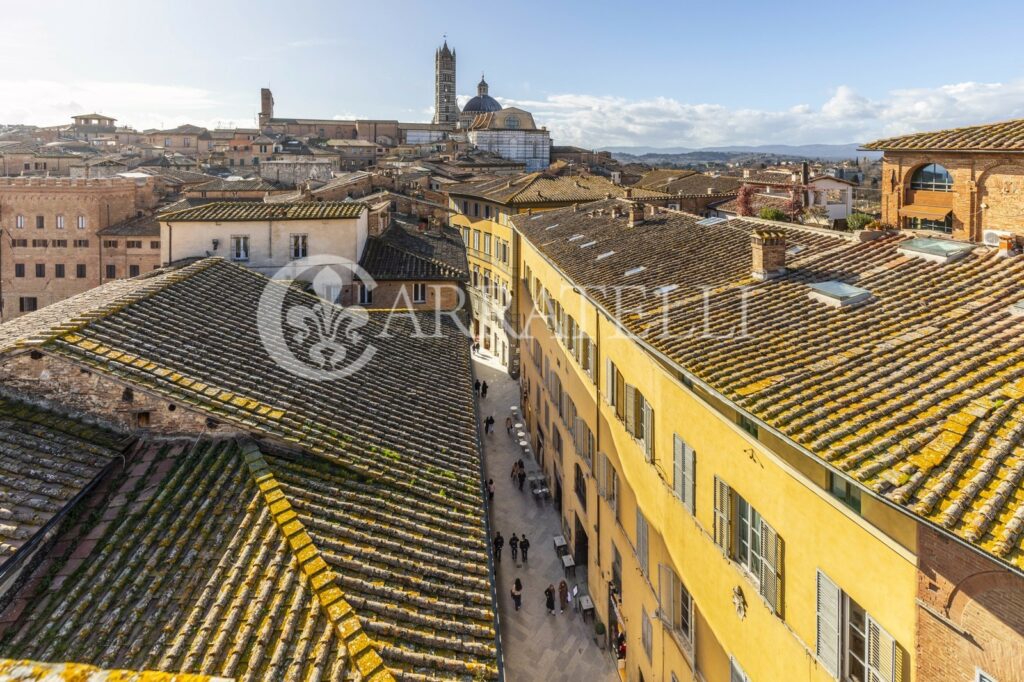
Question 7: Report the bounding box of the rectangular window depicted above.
[737,413,759,438]
[18,297,37,313]
[462,226,470,244]
[359,284,373,305]
[150,240,161,249]
[76,264,86,278]
[816,570,901,682]
[126,240,142,249]
[636,507,649,576]
[605,359,618,407]
[658,565,693,648]
[35,216,44,229]
[230,235,249,261]
[31,239,47,247]
[828,473,862,514]
[473,230,481,251]
[14,264,25,278]
[716,481,783,615]
[484,205,491,219]
[129,264,140,277]
[290,234,308,259]
[641,608,653,661]
[103,240,118,248]
[15,215,24,229]
[74,239,89,248]
[484,233,492,255]
[11,239,26,247]
[105,264,116,279]
[52,239,66,247]
[574,463,587,510]
[55,264,65,278]
[77,215,86,229]
[413,283,427,303]
[672,435,696,514]
[56,215,65,229]
[34,263,45,278]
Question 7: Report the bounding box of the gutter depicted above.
[512,224,1024,581]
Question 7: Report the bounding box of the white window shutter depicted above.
[673,436,685,499]
[658,563,672,622]
[605,359,615,405]
[867,615,900,682]
[684,446,696,514]
[643,402,654,462]
[713,477,732,552]
[596,453,607,498]
[759,518,783,616]
[815,570,841,679]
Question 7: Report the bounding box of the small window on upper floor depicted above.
[505,115,520,129]
[910,163,953,191]
[737,413,759,439]
[828,472,862,514]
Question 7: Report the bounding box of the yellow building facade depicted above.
[514,212,920,682]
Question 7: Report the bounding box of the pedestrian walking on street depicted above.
[493,532,504,561]
[481,381,489,398]
[505,416,513,435]
[474,379,481,396]
[558,580,569,614]
[511,578,523,611]
[544,584,556,615]
[488,416,495,435]
[510,460,520,481]
[519,535,530,562]
[517,467,527,491]
[487,478,495,501]
[509,533,519,562]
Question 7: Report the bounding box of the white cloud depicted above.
[0,80,251,130]
[498,80,1024,148]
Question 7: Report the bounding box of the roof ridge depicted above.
[17,258,223,350]
[378,238,466,276]
[238,439,395,682]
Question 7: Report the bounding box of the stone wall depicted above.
[0,350,241,437]
[915,524,1024,681]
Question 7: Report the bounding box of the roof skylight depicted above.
[596,250,615,261]
[653,284,679,295]
[625,266,647,277]
[807,281,872,308]
[568,234,585,241]
[696,216,727,226]
[580,240,597,248]
[786,244,805,255]
[545,223,560,230]
[898,237,974,264]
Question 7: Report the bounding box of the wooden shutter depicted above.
[684,446,696,514]
[815,570,841,679]
[624,384,636,435]
[605,359,615,406]
[658,563,674,624]
[759,519,784,616]
[642,400,654,462]
[673,436,685,499]
[615,371,626,421]
[867,615,900,682]
[596,453,607,498]
[713,477,732,552]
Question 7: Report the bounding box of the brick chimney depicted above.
[627,202,644,228]
[751,229,787,280]
[998,234,1018,257]
[743,169,752,178]
[624,187,633,199]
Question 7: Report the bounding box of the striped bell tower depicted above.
[433,40,459,126]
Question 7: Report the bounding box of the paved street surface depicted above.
[474,353,619,682]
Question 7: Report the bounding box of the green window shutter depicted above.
[713,477,732,552]
[815,570,841,678]
[759,518,784,616]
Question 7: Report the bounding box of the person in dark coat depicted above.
[481,381,489,398]
[517,467,527,491]
[558,579,569,614]
[487,478,495,501]
[493,532,504,561]
[474,379,481,396]
[511,578,523,611]
[544,584,556,615]
[509,533,519,562]
[519,535,530,562]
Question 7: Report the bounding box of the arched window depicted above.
[504,115,520,130]
[910,163,953,191]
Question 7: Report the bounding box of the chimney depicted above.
[627,202,644,228]
[572,203,579,213]
[743,169,752,178]
[751,229,787,280]
[707,187,715,195]
[624,187,633,199]
[998,234,1018,257]
[418,217,428,232]
[802,161,810,185]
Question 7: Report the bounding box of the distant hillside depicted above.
[604,143,880,161]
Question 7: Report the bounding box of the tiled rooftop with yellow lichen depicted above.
[0,259,498,680]
[514,199,1024,569]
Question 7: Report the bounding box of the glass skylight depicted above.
[807,280,871,307]
[653,284,679,295]
[596,250,615,261]
[580,240,597,248]
[545,223,560,230]
[568,234,585,241]
[898,237,973,263]
[696,216,727,226]
[625,266,647,276]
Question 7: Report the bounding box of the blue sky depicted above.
[4,0,1024,147]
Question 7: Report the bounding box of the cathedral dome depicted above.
[463,75,502,114]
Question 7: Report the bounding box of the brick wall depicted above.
[369,280,464,311]
[916,524,1024,681]
[0,178,143,319]
[0,350,242,437]
[880,152,1024,242]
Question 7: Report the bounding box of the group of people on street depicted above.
[482,415,495,435]
[510,459,527,491]
[473,379,489,398]
[491,531,530,564]
[543,580,571,615]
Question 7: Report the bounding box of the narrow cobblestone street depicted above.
[474,353,619,682]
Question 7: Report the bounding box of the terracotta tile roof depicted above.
[97,213,160,236]
[513,199,1024,570]
[188,178,280,193]
[636,171,742,197]
[734,170,798,186]
[711,192,789,215]
[0,398,124,561]
[862,118,1024,151]
[159,201,366,222]
[0,659,228,681]
[448,173,670,206]
[360,221,469,282]
[0,258,498,679]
